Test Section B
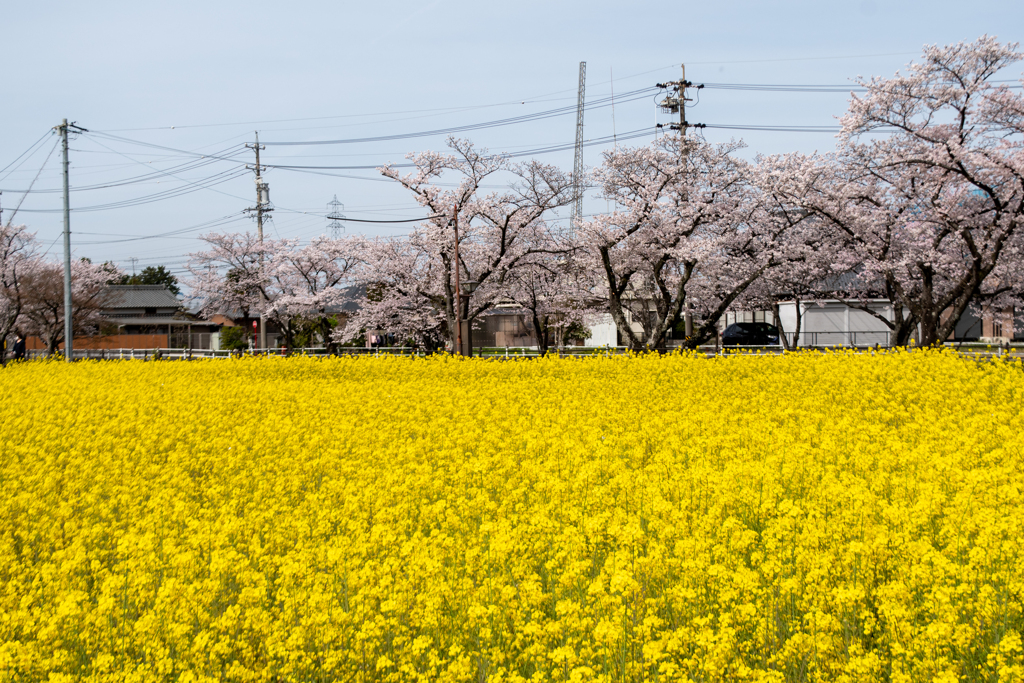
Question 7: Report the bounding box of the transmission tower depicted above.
[327,195,346,238]
[570,61,586,236]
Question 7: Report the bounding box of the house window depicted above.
[993,318,1003,337]
[145,307,156,316]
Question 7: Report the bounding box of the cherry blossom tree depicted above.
[266,236,361,353]
[0,224,37,363]
[343,138,573,351]
[576,135,794,351]
[187,232,360,351]
[770,37,1024,346]
[750,155,868,349]
[186,231,268,319]
[339,235,447,348]
[500,247,595,355]
[20,258,110,356]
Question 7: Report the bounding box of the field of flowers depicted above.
[0,351,1022,682]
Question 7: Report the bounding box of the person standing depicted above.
[12,334,26,361]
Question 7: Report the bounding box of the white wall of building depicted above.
[776,300,894,347]
[584,313,618,347]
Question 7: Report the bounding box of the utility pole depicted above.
[657,66,705,340]
[55,119,87,362]
[246,133,271,353]
[570,61,586,237]
[452,202,462,356]
[61,120,72,362]
[656,64,704,137]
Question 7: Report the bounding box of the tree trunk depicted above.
[317,316,334,355]
[918,310,941,347]
[774,298,803,350]
[793,300,803,349]
[773,302,790,351]
[606,298,640,352]
[529,311,548,356]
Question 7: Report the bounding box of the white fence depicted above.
[18,341,1024,362]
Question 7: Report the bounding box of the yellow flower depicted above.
[0,350,1020,681]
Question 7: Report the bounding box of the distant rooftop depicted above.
[103,285,181,310]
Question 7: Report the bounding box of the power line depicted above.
[0,149,246,194]
[682,50,922,66]
[86,61,692,134]
[260,88,655,146]
[4,138,60,226]
[263,128,653,172]
[703,124,852,133]
[700,79,1023,93]
[74,213,249,245]
[0,131,54,182]
[12,168,250,213]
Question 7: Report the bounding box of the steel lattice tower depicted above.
[327,195,346,238]
[570,61,586,236]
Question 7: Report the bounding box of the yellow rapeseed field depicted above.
[0,351,1022,683]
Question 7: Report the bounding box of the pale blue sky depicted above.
[3,0,1023,279]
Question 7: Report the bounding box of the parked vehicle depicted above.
[722,322,781,346]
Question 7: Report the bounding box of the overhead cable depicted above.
[0,131,54,182]
[260,88,656,146]
[4,138,60,226]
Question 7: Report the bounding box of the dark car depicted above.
[721,322,781,346]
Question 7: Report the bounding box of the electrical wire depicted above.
[4,138,60,226]
[12,167,250,213]
[263,128,654,171]
[699,123,893,133]
[84,131,246,165]
[260,88,656,146]
[0,131,54,182]
[74,213,249,245]
[85,52,947,134]
[88,60,689,134]
[299,214,440,224]
[0,149,246,194]
[701,81,1022,93]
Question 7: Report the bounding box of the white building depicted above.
[774,299,894,347]
[583,313,618,347]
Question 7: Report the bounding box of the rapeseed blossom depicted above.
[0,350,1021,682]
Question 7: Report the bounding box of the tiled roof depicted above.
[103,285,181,309]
